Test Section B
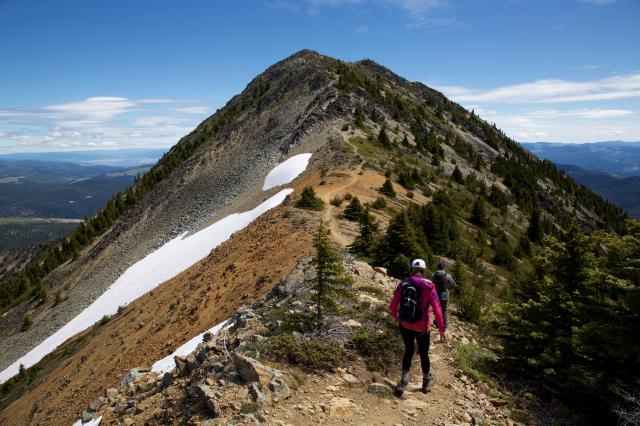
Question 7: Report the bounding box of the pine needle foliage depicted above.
[311,223,352,327]
[296,186,325,211]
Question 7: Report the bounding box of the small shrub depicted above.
[358,285,385,299]
[343,197,364,221]
[282,209,292,218]
[454,343,497,386]
[330,196,343,207]
[341,123,350,131]
[21,315,33,332]
[371,196,387,209]
[407,191,414,199]
[352,328,403,373]
[379,179,396,198]
[343,193,354,201]
[295,186,325,211]
[366,383,394,398]
[240,402,260,414]
[53,289,63,306]
[262,334,347,371]
[281,311,316,333]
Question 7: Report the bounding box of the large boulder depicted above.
[231,352,276,385]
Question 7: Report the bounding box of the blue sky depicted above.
[0,0,638,152]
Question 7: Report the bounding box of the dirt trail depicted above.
[319,139,364,248]
[266,317,504,426]
[320,168,362,247]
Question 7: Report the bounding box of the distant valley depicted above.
[0,149,164,248]
[523,141,640,219]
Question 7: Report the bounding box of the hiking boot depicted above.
[421,372,436,393]
[395,370,410,397]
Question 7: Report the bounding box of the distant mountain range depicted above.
[0,148,166,168]
[522,141,640,177]
[523,141,640,219]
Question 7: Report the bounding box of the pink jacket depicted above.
[389,275,445,333]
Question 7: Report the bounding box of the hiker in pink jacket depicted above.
[389,258,446,396]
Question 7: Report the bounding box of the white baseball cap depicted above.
[411,259,426,270]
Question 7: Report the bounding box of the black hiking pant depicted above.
[400,326,431,375]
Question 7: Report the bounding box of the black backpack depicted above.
[433,273,447,295]
[398,280,422,322]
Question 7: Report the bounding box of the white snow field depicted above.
[0,188,294,384]
[262,153,312,190]
[151,319,232,374]
[71,415,102,426]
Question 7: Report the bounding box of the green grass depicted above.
[349,136,384,158]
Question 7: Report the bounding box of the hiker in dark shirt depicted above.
[431,261,457,328]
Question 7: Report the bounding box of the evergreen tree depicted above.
[350,208,380,258]
[378,127,391,148]
[311,223,352,327]
[342,196,364,221]
[375,211,425,267]
[295,186,325,211]
[470,198,489,228]
[388,254,411,279]
[371,196,387,210]
[452,262,483,323]
[354,105,365,128]
[492,233,516,270]
[527,208,543,243]
[452,166,464,184]
[401,134,410,147]
[379,179,397,198]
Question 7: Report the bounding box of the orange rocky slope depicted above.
[1,163,417,426]
[0,201,314,426]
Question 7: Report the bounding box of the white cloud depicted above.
[528,108,634,119]
[437,73,640,104]
[474,108,639,143]
[0,97,209,152]
[174,106,211,114]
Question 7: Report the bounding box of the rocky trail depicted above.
[75,258,522,426]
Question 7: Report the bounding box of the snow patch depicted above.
[151,319,232,374]
[0,189,293,383]
[263,153,312,190]
[71,415,102,426]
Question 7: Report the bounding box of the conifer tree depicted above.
[354,105,365,128]
[492,233,516,270]
[296,186,325,211]
[311,223,352,327]
[452,166,464,184]
[376,211,425,268]
[342,196,364,221]
[527,208,543,243]
[379,179,396,198]
[350,208,380,257]
[378,127,391,148]
[452,262,483,323]
[470,198,489,228]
